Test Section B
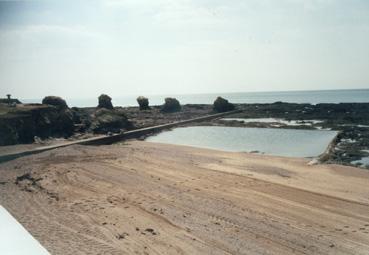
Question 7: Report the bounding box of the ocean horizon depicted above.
[21,88,369,108]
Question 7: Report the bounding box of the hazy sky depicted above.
[1,0,369,99]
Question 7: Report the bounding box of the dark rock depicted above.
[116,233,129,239]
[15,173,33,184]
[70,107,92,131]
[40,96,73,136]
[37,102,74,138]
[90,108,132,134]
[0,104,74,146]
[136,96,150,110]
[42,96,68,109]
[145,228,157,235]
[161,97,181,112]
[98,94,113,109]
[213,97,235,112]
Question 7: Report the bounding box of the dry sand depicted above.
[0,141,369,255]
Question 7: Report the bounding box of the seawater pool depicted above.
[146,126,338,158]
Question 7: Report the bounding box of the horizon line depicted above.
[17,87,369,101]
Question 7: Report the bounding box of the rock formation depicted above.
[0,104,74,146]
[161,97,181,113]
[213,97,235,112]
[42,96,68,109]
[90,108,132,134]
[98,94,113,109]
[136,96,150,110]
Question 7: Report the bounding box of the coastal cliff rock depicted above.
[137,96,150,110]
[90,108,132,134]
[98,94,113,109]
[161,98,181,113]
[213,97,235,112]
[0,104,74,146]
[0,112,34,145]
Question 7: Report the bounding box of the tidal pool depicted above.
[146,126,338,158]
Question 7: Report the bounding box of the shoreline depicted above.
[1,141,369,254]
[2,102,369,168]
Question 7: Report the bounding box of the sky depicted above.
[0,0,369,99]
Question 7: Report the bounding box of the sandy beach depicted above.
[0,141,369,254]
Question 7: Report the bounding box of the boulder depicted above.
[161,97,181,113]
[98,94,113,109]
[213,97,235,112]
[42,96,68,109]
[90,108,132,134]
[136,96,150,110]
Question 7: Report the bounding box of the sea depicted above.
[21,88,369,107]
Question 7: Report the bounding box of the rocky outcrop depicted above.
[161,98,181,113]
[42,96,68,109]
[70,107,92,132]
[41,96,74,136]
[137,96,150,110]
[98,94,113,109]
[213,97,235,112]
[90,108,132,134]
[0,104,74,146]
[0,113,33,145]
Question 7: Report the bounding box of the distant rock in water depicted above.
[42,96,68,109]
[161,97,181,113]
[213,97,235,112]
[98,94,113,109]
[137,96,150,110]
[90,108,132,134]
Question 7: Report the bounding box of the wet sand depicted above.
[0,141,369,254]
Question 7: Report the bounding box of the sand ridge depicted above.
[0,141,369,254]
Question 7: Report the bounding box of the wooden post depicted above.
[6,94,11,105]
